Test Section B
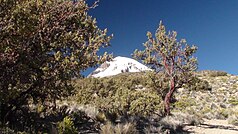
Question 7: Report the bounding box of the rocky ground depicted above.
[174,71,238,133]
[184,119,238,134]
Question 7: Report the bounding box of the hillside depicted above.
[59,70,238,133]
[174,71,238,133]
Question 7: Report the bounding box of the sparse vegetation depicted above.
[100,122,138,134]
[1,0,237,133]
[228,114,238,126]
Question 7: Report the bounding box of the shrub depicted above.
[57,116,78,134]
[100,122,114,134]
[159,116,183,132]
[96,88,163,122]
[228,115,238,126]
[173,97,196,111]
[0,126,16,134]
[184,77,211,91]
[198,70,228,77]
[100,122,138,134]
[74,73,164,122]
[172,112,202,125]
[214,108,229,119]
[228,97,238,106]
[143,125,164,134]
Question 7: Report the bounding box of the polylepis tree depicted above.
[0,0,112,127]
[133,21,197,115]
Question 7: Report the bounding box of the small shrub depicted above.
[100,122,114,134]
[159,116,183,131]
[172,112,202,125]
[143,125,164,134]
[0,126,16,134]
[173,97,196,111]
[207,71,228,77]
[57,116,78,134]
[201,106,212,115]
[215,108,229,119]
[184,77,211,91]
[228,115,238,126]
[197,70,228,77]
[100,122,138,134]
[115,122,137,134]
[228,97,238,106]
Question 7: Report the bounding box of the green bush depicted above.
[73,72,164,122]
[184,77,211,91]
[228,97,238,106]
[57,116,78,134]
[173,97,196,111]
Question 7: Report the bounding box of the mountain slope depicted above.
[88,56,152,78]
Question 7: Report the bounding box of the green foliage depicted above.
[129,91,162,116]
[173,97,196,111]
[184,77,211,91]
[228,97,238,106]
[133,21,198,115]
[57,116,78,134]
[74,72,163,121]
[0,0,111,131]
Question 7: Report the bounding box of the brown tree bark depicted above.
[164,77,175,115]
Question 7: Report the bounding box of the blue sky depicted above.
[86,0,238,75]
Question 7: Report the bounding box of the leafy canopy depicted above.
[133,21,198,115]
[0,0,112,127]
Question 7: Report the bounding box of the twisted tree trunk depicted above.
[164,77,175,116]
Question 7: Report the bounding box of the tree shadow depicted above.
[200,123,238,131]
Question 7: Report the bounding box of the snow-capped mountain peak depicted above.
[88,56,152,78]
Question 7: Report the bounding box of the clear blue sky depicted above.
[86,0,238,75]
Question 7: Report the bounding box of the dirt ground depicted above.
[184,119,238,134]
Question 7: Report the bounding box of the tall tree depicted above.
[0,0,112,125]
[133,21,197,115]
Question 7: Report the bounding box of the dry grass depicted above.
[100,122,138,134]
[228,115,238,126]
[159,116,183,131]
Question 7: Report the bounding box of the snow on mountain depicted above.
[88,56,152,78]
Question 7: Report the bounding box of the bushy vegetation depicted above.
[57,116,78,134]
[67,71,213,132]
[0,0,111,132]
[3,0,236,133]
[198,70,228,77]
[184,76,212,91]
[73,72,164,122]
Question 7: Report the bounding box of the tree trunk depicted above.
[164,77,175,116]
